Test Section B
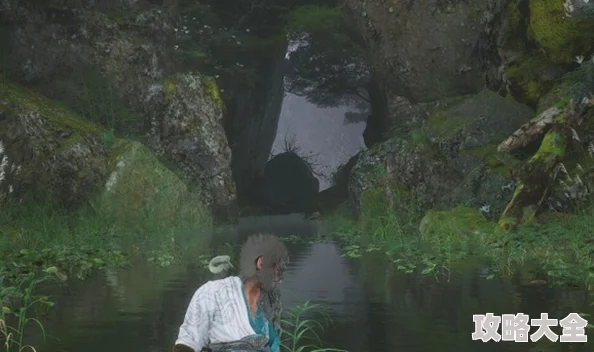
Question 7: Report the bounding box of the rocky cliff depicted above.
[0,80,210,225]
[342,0,594,226]
[0,0,271,216]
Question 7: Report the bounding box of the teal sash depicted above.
[240,284,280,352]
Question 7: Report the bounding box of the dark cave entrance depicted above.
[217,4,383,217]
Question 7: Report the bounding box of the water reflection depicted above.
[36,215,592,352]
[270,93,367,191]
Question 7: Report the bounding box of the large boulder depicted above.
[247,152,320,214]
[419,206,493,242]
[0,0,236,213]
[486,0,594,107]
[0,80,108,207]
[348,90,534,220]
[342,0,491,104]
[100,139,211,225]
[348,136,459,218]
[0,80,211,223]
[345,0,594,139]
[144,73,235,213]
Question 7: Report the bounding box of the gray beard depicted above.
[258,289,282,332]
[256,268,277,292]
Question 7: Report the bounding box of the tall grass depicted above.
[0,271,59,352]
[327,194,594,289]
[0,192,213,351]
[280,301,347,352]
[0,186,211,269]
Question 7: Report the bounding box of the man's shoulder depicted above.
[194,276,240,293]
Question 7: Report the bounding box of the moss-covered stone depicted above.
[498,112,569,227]
[425,90,532,150]
[360,187,391,219]
[161,77,177,102]
[203,76,224,112]
[146,72,236,213]
[348,137,458,217]
[506,1,523,29]
[419,206,493,241]
[0,80,108,207]
[504,53,562,107]
[529,0,594,64]
[459,143,516,175]
[100,139,211,225]
[350,90,534,221]
[0,80,102,134]
[421,90,532,217]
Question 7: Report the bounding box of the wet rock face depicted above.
[349,90,534,220]
[247,152,320,214]
[342,0,491,104]
[0,81,109,207]
[145,73,236,212]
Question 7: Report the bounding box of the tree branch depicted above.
[497,106,563,153]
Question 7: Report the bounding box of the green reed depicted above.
[0,269,58,352]
[280,301,347,352]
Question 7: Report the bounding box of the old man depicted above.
[173,233,289,352]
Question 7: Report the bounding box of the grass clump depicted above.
[1,271,58,352]
[0,192,213,351]
[328,193,594,289]
[280,301,347,352]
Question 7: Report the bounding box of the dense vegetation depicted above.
[0,2,362,351]
[3,0,594,351]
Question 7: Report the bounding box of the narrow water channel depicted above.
[36,215,593,352]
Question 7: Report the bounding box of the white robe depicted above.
[175,276,260,351]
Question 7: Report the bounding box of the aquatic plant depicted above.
[328,190,594,290]
[0,269,58,352]
[280,301,347,352]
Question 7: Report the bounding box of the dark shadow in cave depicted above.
[218,1,387,216]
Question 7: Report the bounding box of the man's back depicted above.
[174,233,287,352]
[175,277,278,352]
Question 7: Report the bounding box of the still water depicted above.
[37,214,592,352]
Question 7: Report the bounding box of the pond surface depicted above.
[36,214,593,352]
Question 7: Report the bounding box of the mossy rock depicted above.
[348,137,458,217]
[419,206,494,242]
[423,90,535,218]
[0,80,108,207]
[529,0,594,64]
[425,89,531,174]
[360,187,394,219]
[504,53,567,107]
[99,139,211,226]
[426,90,532,148]
[147,72,235,213]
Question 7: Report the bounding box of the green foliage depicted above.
[101,139,212,231]
[283,5,369,109]
[280,301,347,352]
[0,183,214,350]
[328,168,594,288]
[285,5,342,36]
[69,68,142,137]
[0,191,208,270]
[172,0,289,102]
[0,273,54,352]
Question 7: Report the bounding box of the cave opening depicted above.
[224,3,378,217]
